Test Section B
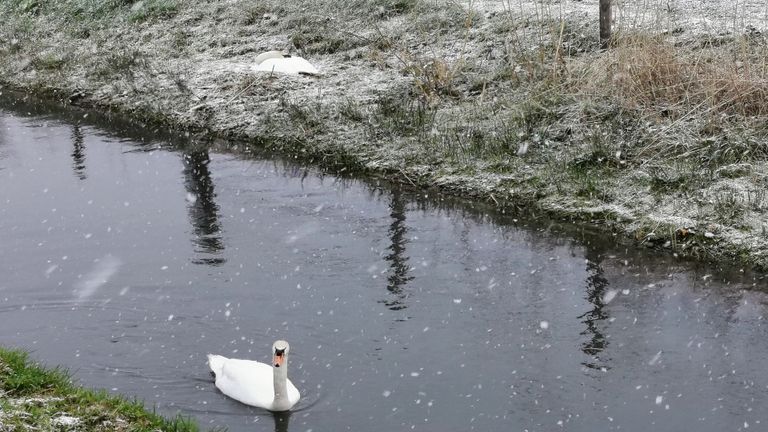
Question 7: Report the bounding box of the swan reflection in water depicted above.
[272,411,290,432]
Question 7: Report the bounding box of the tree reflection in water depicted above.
[71,124,86,180]
[182,150,225,266]
[382,188,413,311]
[578,251,610,370]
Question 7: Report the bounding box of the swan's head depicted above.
[272,340,290,368]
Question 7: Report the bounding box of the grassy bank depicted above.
[1,0,768,268]
[0,347,199,431]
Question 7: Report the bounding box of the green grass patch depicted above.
[4,0,124,21]
[373,0,419,17]
[30,52,68,70]
[0,346,200,431]
[369,93,436,139]
[128,0,179,23]
[92,48,145,79]
[712,192,746,225]
[0,348,70,396]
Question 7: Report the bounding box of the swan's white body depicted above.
[252,51,319,75]
[208,341,300,411]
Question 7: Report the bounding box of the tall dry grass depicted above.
[593,34,768,118]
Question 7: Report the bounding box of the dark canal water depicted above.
[1,93,767,431]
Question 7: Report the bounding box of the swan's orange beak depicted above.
[273,351,285,368]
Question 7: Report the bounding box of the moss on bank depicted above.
[1,0,768,270]
[0,347,199,431]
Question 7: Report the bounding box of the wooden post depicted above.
[599,0,612,48]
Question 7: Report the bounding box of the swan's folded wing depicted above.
[286,378,301,405]
[216,359,275,408]
[253,57,319,75]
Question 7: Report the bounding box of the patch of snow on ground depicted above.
[53,415,81,427]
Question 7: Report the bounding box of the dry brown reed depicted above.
[582,34,768,119]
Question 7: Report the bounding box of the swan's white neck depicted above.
[272,360,290,410]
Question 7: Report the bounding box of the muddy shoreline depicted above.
[2,0,768,270]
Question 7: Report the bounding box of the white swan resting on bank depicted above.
[208,340,300,411]
[252,51,319,76]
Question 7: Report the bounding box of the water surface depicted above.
[1,94,767,432]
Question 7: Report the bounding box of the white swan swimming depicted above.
[208,340,300,411]
[252,50,319,76]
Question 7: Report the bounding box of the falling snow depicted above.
[648,351,663,366]
[602,290,617,304]
[72,255,122,299]
[1,107,767,432]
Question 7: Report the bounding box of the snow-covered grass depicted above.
[0,347,199,431]
[1,0,768,267]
